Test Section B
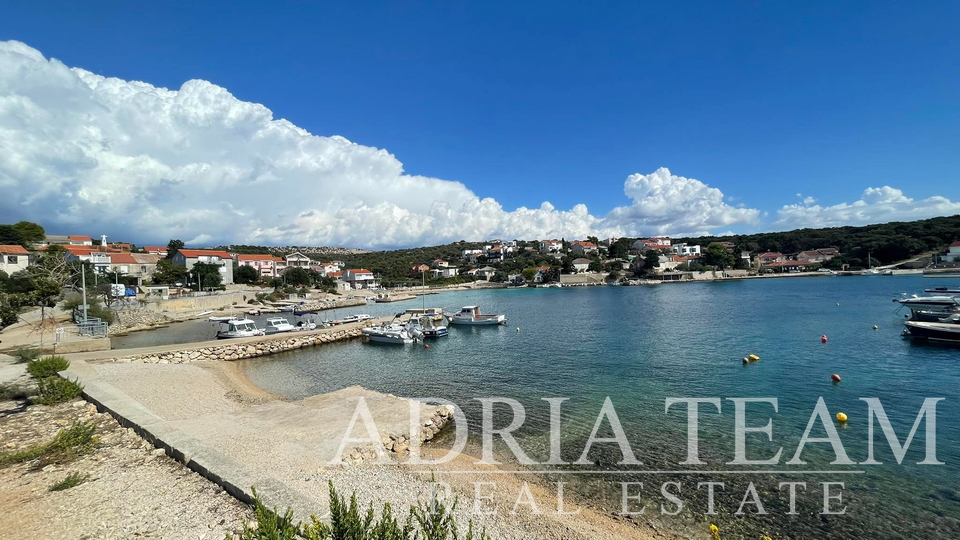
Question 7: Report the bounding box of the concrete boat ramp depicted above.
[61,330,452,520]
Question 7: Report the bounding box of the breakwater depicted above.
[113,327,366,364]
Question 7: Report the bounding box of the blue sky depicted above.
[0,2,958,247]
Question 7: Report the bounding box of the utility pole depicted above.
[81,263,89,322]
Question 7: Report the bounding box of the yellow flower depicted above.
[709,524,720,539]
[762,536,772,540]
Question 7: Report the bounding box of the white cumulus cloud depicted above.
[17,40,948,248]
[773,186,960,230]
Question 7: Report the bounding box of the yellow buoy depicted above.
[748,354,760,362]
[836,412,848,423]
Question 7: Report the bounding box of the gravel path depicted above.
[0,398,251,540]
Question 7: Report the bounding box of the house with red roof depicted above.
[410,264,431,277]
[949,241,960,262]
[67,235,93,246]
[343,268,376,289]
[570,241,598,256]
[171,249,234,284]
[0,245,30,273]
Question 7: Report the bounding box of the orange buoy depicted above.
[821,335,828,344]
[424,343,430,349]
[831,373,841,383]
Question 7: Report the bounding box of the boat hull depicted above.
[422,327,448,337]
[448,316,506,326]
[904,321,960,342]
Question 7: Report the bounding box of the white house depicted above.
[461,249,483,260]
[539,239,563,253]
[285,252,311,268]
[432,259,450,268]
[431,267,459,279]
[475,266,497,280]
[949,241,960,262]
[171,249,235,284]
[633,237,672,252]
[0,245,30,274]
[572,258,593,273]
[343,268,376,289]
[485,246,506,261]
[671,243,701,257]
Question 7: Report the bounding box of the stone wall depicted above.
[114,327,365,364]
[109,308,171,335]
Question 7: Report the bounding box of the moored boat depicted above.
[416,316,448,337]
[341,314,372,324]
[264,317,296,334]
[208,315,238,322]
[446,306,507,326]
[362,322,420,344]
[902,320,960,343]
[216,319,265,339]
[894,294,960,312]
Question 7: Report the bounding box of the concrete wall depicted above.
[140,291,255,314]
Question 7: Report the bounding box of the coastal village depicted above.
[6,232,959,293]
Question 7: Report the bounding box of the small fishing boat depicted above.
[446,306,507,326]
[405,307,444,321]
[263,317,296,334]
[902,320,960,343]
[216,319,265,339]
[362,322,420,344]
[341,314,372,324]
[208,315,237,322]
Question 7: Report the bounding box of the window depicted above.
[6,255,16,264]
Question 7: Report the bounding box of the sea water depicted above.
[242,276,960,539]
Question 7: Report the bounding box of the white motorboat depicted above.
[902,320,960,343]
[446,306,507,326]
[216,319,265,339]
[208,315,237,322]
[894,294,960,312]
[341,314,372,324]
[362,322,420,344]
[416,316,448,338]
[264,317,296,334]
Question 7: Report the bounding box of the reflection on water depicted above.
[238,278,956,538]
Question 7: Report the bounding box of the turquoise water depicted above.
[242,276,960,539]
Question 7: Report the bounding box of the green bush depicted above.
[33,376,84,406]
[26,356,70,379]
[0,382,33,400]
[230,482,488,540]
[11,347,41,364]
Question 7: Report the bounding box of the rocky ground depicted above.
[0,396,251,540]
[109,308,172,335]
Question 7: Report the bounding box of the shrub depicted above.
[0,421,98,468]
[11,347,41,364]
[33,376,84,406]
[230,482,488,540]
[26,356,70,379]
[49,471,91,491]
[0,382,33,400]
